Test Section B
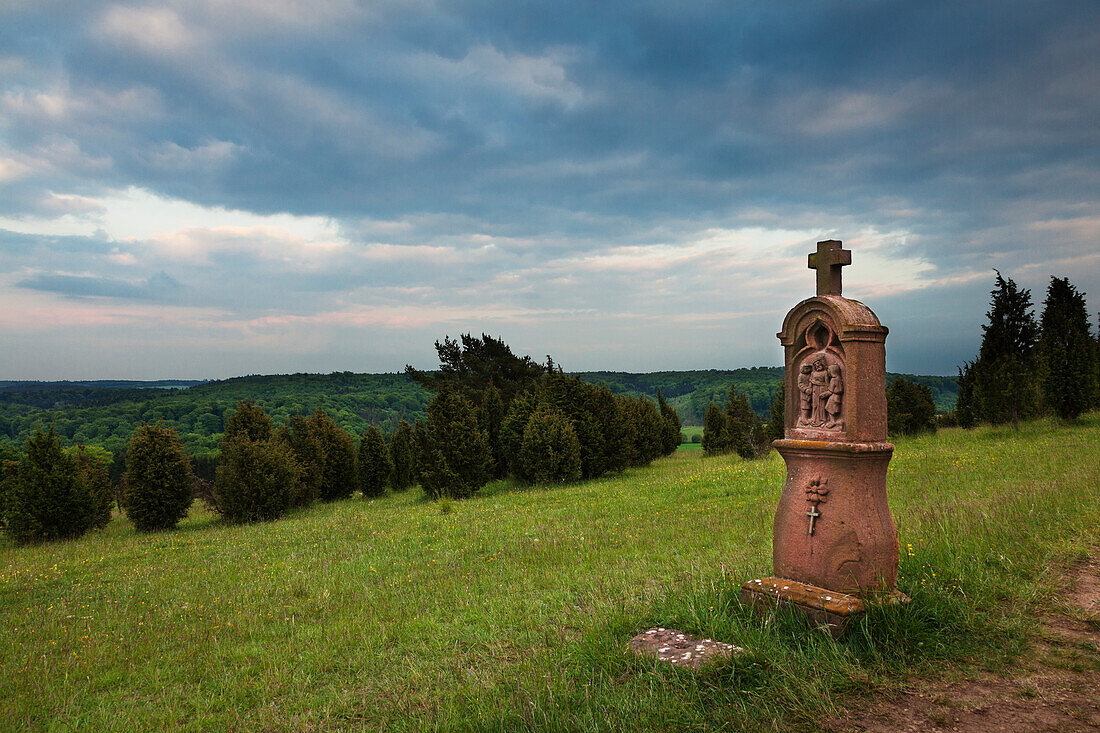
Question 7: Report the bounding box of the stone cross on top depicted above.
[808,240,851,296]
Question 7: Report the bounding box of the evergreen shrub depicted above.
[278,414,324,507]
[223,400,273,442]
[518,406,582,484]
[501,390,541,476]
[358,425,392,498]
[417,386,491,499]
[886,377,937,436]
[389,420,417,491]
[2,427,97,544]
[124,424,193,532]
[310,408,358,502]
[215,435,300,523]
[701,403,729,456]
[656,390,682,456]
[73,445,114,529]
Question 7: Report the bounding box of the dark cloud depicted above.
[18,270,183,301]
[0,1,1097,377]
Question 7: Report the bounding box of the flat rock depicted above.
[629,627,742,669]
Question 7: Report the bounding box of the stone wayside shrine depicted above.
[740,240,908,636]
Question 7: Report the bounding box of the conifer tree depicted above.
[223,400,273,442]
[656,390,682,455]
[1091,310,1100,407]
[724,385,764,458]
[954,362,977,428]
[73,445,113,529]
[500,390,541,477]
[388,420,417,491]
[589,384,630,477]
[412,419,429,485]
[518,406,582,484]
[358,425,392,498]
[310,408,358,502]
[765,385,785,442]
[417,385,491,499]
[1039,276,1096,420]
[3,427,96,544]
[405,333,546,410]
[623,395,664,466]
[886,377,937,435]
[701,403,729,456]
[124,424,193,532]
[278,414,324,507]
[215,433,299,523]
[480,385,508,478]
[972,271,1040,429]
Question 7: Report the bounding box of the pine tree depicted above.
[417,385,491,499]
[358,426,392,498]
[701,403,729,456]
[656,390,682,456]
[405,333,547,410]
[124,424,193,532]
[973,271,1040,429]
[1039,277,1096,420]
[388,420,417,491]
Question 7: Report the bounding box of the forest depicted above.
[0,368,957,459]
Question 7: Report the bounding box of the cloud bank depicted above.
[0,1,1097,378]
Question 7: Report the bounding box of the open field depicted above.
[2,415,1098,731]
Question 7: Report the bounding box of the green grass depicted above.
[2,415,1098,730]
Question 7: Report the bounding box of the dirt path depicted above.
[826,557,1100,732]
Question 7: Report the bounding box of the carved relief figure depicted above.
[795,352,845,431]
[810,357,829,426]
[825,364,844,429]
[797,363,813,424]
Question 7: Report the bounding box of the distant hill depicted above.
[0,369,957,456]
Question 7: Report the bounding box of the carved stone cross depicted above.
[808,240,851,296]
[806,503,821,535]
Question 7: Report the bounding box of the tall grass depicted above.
[1,415,1097,730]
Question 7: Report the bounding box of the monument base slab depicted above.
[740,576,909,638]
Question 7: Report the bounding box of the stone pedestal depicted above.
[742,241,907,636]
[771,439,897,595]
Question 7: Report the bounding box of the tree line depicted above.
[1,335,683,545]
[954,273,1099,428]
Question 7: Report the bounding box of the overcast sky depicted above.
[1,1,1097,379]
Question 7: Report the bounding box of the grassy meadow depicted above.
[2,415,1098,731]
